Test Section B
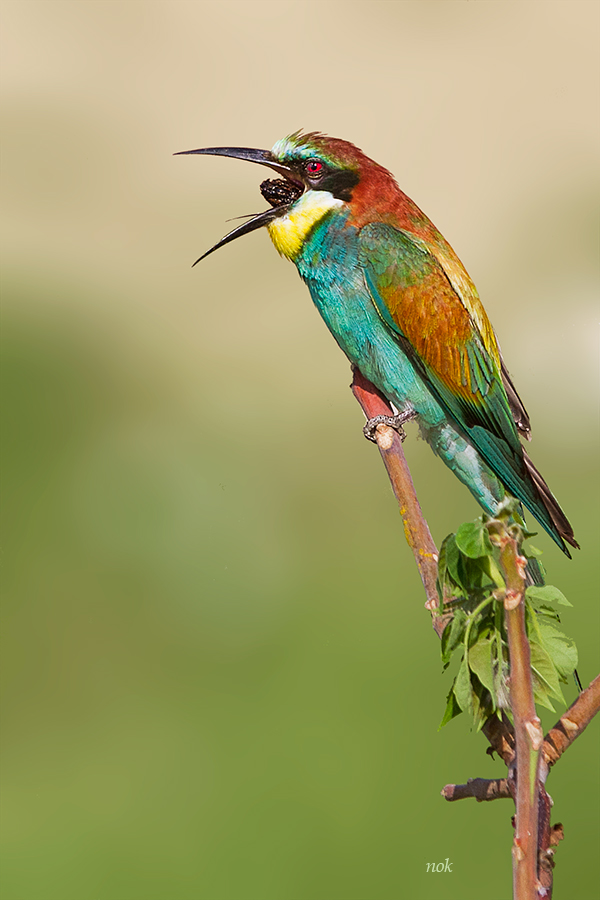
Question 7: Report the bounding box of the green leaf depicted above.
[468,633,497,706]
[529,639,565,706]
[457,555,495,594]
[523,544,543,559]
[439,688,462,729]
[455,521,494,559]
[439,534,462,587]
[481,555,505,589]
[471,676,494,732]
[526,585,572,607]
[531,680,556,712]
[454,657,473,714]
[441,609,468,666]
[536,618,578,681]
[535,604,561,622]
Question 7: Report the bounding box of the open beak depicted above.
[175,145,302,265]
[175,145,296,179]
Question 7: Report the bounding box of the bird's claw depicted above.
[363,410,416,443]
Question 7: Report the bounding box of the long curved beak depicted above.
[175,145,297,181]
[189,207,284,266]
[175,145,301,265]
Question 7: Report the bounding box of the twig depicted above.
[483,711,516,767]
[350,367,445,636]
[442,777,511,802]
[542,673,600,770]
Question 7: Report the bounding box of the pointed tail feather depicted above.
[522,449,579,552]
[500,356,531,440]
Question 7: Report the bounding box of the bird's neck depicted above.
[267,190,345,260]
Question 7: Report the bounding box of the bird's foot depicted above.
[363,410,417,443]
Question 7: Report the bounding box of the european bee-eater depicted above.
[177,132,577,556]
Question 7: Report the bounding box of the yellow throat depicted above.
[267,190,344,260]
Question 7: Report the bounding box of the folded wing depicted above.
[358,222,577,553]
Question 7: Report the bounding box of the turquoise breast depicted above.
[294,213,505,515]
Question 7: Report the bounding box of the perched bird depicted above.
[176,132,577,555]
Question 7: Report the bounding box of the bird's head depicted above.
[176,131,395,263]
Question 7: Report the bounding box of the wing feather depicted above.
[358,222,518,449]
[356,221,576,553]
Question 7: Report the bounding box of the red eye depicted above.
[305,159,323,176]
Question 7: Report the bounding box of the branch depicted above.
[350,368,515,756]
[350,367,445,636]
[483,711,516,767]
[491,521,544,900]
[348,368,595,900]
[542,673,600,770]
[442,777,511,802]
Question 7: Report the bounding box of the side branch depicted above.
[442,777,511,802]
[542,673,600,770]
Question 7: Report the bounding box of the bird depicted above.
[176,131,577,556]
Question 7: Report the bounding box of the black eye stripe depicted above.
[286,159,359,202]
[318,169,360,202]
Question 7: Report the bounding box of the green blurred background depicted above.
[1,2,598,898]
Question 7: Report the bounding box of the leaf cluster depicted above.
[437,516,578,731]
